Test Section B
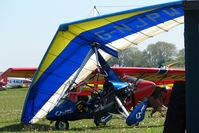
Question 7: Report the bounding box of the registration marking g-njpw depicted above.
[94,7,181,41]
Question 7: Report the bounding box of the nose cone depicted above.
[135,80,156,98]
[46,110,55,121]
[46,98,77,121]
[46,108,60,121]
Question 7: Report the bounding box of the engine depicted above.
[90,81,131,118]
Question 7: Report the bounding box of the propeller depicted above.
[159,62,179,69]
[167,62,179,68]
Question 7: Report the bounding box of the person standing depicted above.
[148,86,168,117]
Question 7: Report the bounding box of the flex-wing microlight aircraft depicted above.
[45,48,157,130]
[21,0,184,130]
[45,49,185,130]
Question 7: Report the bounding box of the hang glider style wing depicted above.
[0,68,37,87]
[86,66,185,85]
[111,67,185,81]
[0,68,37,80]
[21,1,184,123]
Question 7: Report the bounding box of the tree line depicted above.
[108,41,185,68]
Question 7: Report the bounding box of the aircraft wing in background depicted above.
[0,68,37,80]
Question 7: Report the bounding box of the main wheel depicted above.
[94,118,106,126]
[55,121,69,130]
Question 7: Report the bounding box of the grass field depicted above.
[0,88,167,133]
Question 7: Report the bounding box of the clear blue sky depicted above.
[0,0,184,72]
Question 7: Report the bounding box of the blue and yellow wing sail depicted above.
[21,1,184,123]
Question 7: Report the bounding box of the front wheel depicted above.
[127,122,139,126]
[55,121,69,130]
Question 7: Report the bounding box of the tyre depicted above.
[127,122,139,126]
[94,118,106,126]
[55,121,69,130]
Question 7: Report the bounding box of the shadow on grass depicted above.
[0,88,6,91]
[0,123,163,132]
[137,125,163,128]
[68,124,163,131]
[7,87,28,90]
[0,123,51,132]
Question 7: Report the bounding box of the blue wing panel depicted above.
[22,40,92,122]
[85,4,183,44]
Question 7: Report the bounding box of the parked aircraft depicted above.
[6,78,32,88]
[0,68,37,88]
[21,0,184,130]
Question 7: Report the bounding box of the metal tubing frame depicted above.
[94,47,100,73]
[108,113,126,120]
[65,48,93,94]
[115,96,129,117]
[118,109,128,118]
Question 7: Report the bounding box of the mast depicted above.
[93,5,100,16]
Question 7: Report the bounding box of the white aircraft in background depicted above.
[6,78,32,88]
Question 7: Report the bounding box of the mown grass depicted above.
[0,88,166,133]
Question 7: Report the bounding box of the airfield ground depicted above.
[0,88,166,133]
